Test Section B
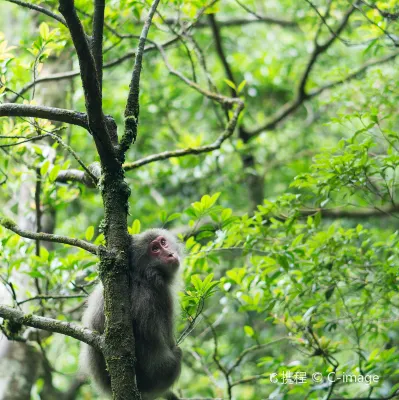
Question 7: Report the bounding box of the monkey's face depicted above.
[148,235,180,273]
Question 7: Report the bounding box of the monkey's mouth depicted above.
[164,255,179,265]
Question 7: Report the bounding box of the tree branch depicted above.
[124,100,244,171]
[17,294,87,306]
[247,14,399,137]
[0,133,51,148]
[156,41,239,106]
[302,204,399,219]
[0,305,102,350]
[231,375,266,387]
[298,2,358,97]
[168,16,298,28]
[45,131,98,185]
[56,162,101,188]
[233,0,297,28]
[11,37,180,102]
[121,0,161,157]
[227,338,288,374]
[208,13,237,97]
[58,0,117,167]
[308,50,399,97]
[4,0,66,25]
[92,0,105,89]
[11,70,81,102]
[0,103,89,129]
[0,218,99,254]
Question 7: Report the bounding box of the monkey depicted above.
[80,229,183,400]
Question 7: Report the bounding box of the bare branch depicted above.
[12,37,179,102]
[45,131,97,185]
[11,70,80,102]
[92,0,105,89]
[167,16,298,28]
[309,50,399,97]
[0,103,89,129]
[179,398,223,400]
[17,294,87,306]
[4,0,66,25]
[231,375,267,387]
[0,218,99,255]
[121,0,161,156]
[124,100,244,171]
[0,305,102,350]
[58,0,117,165]
[227,338,288,374]
[0,133,51,148]
[56,162,101,188]
[208,14,237,97]
[232,0,297,29]
[157,42,239,106]
[301,204,399,219]
[298,2,358,98]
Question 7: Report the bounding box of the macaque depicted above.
[80,229,183,400]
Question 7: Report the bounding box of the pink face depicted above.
[148,236,180,266]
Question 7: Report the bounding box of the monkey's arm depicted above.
[82,284,105,332]
[80,284,111,393]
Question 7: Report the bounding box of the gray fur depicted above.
[80,229,183,399]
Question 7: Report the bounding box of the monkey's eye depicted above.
[160,238,167,246]
[152,245,160,252]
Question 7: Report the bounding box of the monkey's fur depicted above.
[80,229,183,400]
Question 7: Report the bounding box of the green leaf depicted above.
[131,219,141,235]
[49,165,61,182]
[237,80,247,94]
[224,79,236,90]
[244,325,254,337]
[314,212,321,227]
[292,234,304,247]
[85,226,94,241]
[191,274,202,291]
[39,23,50,41]
[221,208,232,221]
[166,213,181,223]
[40,160,50,176]
[226,268,245,284]
[325,285,335,300]
[39,246,49,262]
[159,210,167,223]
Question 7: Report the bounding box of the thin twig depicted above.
[124,100,244,171]
[3,0,66,25]
[121,0,161,155]
[17,294,88,306]
[0,133,51,147]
